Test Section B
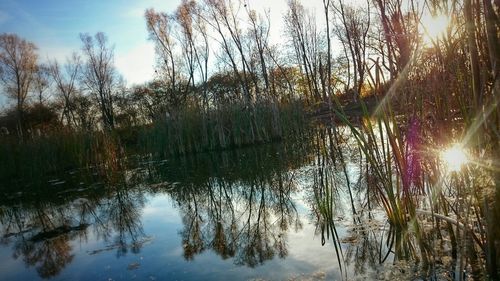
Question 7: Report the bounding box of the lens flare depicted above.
[441,144,468,172]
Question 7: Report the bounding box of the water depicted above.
[0,138,360,280]
[0,127,461,280]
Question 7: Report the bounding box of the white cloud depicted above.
[123,7,146,19]
[39,45,75,63]
[115,42,156,86]
[122,0,182,19]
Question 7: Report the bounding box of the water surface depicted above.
[0,130,423,280]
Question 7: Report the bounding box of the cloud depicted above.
[115,42,156,86]
[122,0,182,19]
[123,7,146,19]
[39,45,76,63]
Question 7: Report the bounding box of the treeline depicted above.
[0,0,499,150]
[0,33,120,136]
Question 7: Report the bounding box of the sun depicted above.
[441,144,469,172]
[420,13,450,46]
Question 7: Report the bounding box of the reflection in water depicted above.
[0,142,314,279]
[3,203,78,279]
[307,124,381,277]
[105,185,146,256]
[0,170,147,278]
[14,233,74,278]
[144,145,307,267]
[0,123,465,280]
[305,123,436,278]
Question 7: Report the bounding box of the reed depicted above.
[0,130,123,186]
[329,44,499,278]
[139,100,308,157]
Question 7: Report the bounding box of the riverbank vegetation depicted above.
[0,0,499,279]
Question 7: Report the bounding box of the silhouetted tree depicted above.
[0,33,38,137]
[49,53,81,129]
[80,32,118,130]
[285,0,324,103]
[332,0,371,99]
[33,64,51,106]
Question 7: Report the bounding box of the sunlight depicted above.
[441,144,469,172]
[420,13,450,46]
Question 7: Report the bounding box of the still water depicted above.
[0,128,417,280]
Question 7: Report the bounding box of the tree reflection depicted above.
[0,202,79,279]
[0,169,146,278]
[342,221,380,276]
[307,122,458,278]
[105,185,145,256]
[0,141,313,278]
[156,145,305,267]
[13,233,74,278]
[308,124,384,277]
[171,176,300,266]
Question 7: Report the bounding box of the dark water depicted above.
[0,128,427,281]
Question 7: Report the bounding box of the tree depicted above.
[33,64,51,106]
[285,0,325,103]
[73,93,98,132]
[80,32,118,130]
[49,53,81,129]
[372,0,417,78]
[175,0,211,111]
[146,8,195,114]
[129,81,169,123]
[202,0,256,105]
[0,33,38,137]
[332,0,371,99]
[245,6,272,99]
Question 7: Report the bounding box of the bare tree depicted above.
[201,0,265,142]
[202,0,254,105]
[285,0,323,103]
[175,0,212,110]
[33,63,51,106]
[175,0,198,93]
[332,0,371,99]
[73,93,98,132]
[146,8,191,115]
[49,53,81,128]
[80,32,118,130]
[372,0,418,78]
[245,6,271,97]
[0,33,38,137]
[323,0,333,105]
[244,5,283,135]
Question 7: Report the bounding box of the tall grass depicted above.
[0,131,122,186]
[0,100,308,188]
[139,100,308,156]
[328,59,498,278]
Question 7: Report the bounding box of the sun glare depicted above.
[421,14,450,46]
[441,144,469,172]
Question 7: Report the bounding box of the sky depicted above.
[0,0,323,109]
[0,0,184,85]
[0,0,302,83]
[0,0,187,108]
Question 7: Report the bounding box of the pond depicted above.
[0,125,470,280]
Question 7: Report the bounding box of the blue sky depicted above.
[0,0,182,87]
[0,0,319,109]
[0,0,187,108]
